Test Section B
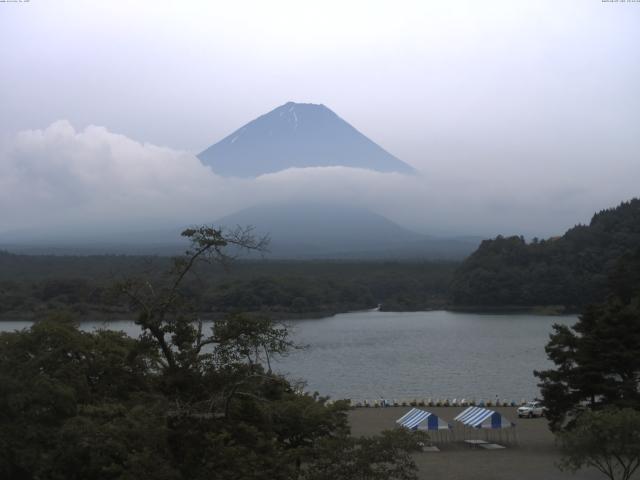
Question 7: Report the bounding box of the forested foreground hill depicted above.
[451,199,640,309]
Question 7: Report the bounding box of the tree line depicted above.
[451,199,640,309]
[0,253,455,320]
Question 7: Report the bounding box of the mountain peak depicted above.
[198,102,415,177]
[280,101,327,109]
[282,100,319,106]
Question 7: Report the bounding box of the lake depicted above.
[0,310,576,403]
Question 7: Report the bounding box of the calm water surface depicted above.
[0,310,576,402]
[277,310,576,402]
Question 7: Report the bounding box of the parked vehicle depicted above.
[517,401,545,418]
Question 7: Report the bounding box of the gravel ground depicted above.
[348,406,610,480]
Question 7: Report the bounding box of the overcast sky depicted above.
[0,0,639,238]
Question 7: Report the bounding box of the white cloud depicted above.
[0,121,637,241]
[1,121,221,231]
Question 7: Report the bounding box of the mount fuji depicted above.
[198,102,415,177]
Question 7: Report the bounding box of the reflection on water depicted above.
[0,310,576,401]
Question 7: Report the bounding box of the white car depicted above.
[517,401,545,418]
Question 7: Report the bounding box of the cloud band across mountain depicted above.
[0,120,636,243]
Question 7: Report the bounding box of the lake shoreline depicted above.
[0,304,579,322]
[0,311,577,400]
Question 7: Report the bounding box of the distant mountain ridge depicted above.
[0,203,480,259]
[198,102,415,177]
[215,203,479,260]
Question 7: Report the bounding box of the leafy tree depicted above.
[301,429,428,480]
[535,249,640,431]
[0,314,160,480]
[118,226,269,374]
[1,226,427,480]
[558,408,640,480]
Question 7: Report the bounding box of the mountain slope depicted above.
[450,198,640,309]
[215,203,478,259]
[0,203,480,259]
[198,102,415,177]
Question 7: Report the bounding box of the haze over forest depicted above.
[1,0,639,246]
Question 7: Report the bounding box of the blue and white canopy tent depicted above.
[453,406,517,444]
[396,408,452,442]
[454,406,514,429]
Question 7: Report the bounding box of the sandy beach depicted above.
[349,406,607,480]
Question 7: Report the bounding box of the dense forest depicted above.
[450,199,640,310]
[0,254,456,320]
[3,199,639,319]
[0,228,426,480]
